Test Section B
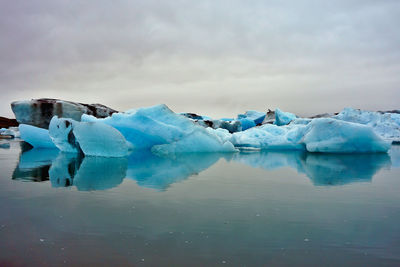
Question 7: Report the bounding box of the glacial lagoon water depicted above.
[1,140,400,266]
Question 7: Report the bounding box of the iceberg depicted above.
[274,108,297,126]
[49,116,130,157]
[0,127,18,138]
[48,117,79,153]
[152,129,236,155]
[238,118,256,131]
[230,124,307,150]
[73,122,130,157]
[304,118,391,153]
[231,118,390,153]
[334,108,400,142]
[237,110,266,125]
[82,104,237,153]
[11,98,117,129]
[196,119,242,133]
[19,124,57,149]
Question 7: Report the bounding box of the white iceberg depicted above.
[19,124,57,149]
[82,104,237,153]
[49,116,130,157]
[334,108,400,142]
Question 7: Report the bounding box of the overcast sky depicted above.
[1,0,399,118]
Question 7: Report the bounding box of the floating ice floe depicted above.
[15,101,396,155]
[49,116,130,157]
[303,118,390,153]
[230,123,307,150]
[82,104,237,154]
[0,127,19,138]
[19,124,57,149]
[333,108,400,142]
[231,118,391,153]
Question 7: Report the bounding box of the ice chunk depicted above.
[11,98,117,129]
[303,118,391,153]
[334,108,400,142]
[0,127,19,138]
[262,109,275,124]
[19,124,57,149]
[73,122,130,157]
[49,116,130,157]
[231,118,390,153]
[49,117,79,153]
[238,118,256,131]
[196,119,242,133]
[152,130,236,155]
[82,104,237,153]
[237,110,266,125]
[230,124,307,150]
[275,108,296,126]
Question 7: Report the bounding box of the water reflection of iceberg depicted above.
[126,151,224,190]
[303,153,391,185]
[234,151,391,186]
[12,146,224,191]
[49,154,127,191]
[12,148,59,182]
[390,145,400,168]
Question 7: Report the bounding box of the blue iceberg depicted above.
[334,108,400,143]
[82,104,237,153]
[274,108,297,126]
[49,116,130,157]
[19,124,57,149]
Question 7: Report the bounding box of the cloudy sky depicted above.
[1,0,399,118]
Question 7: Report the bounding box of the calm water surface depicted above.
[1,140,400,266]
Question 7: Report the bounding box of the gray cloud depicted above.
[0,0,399,118]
